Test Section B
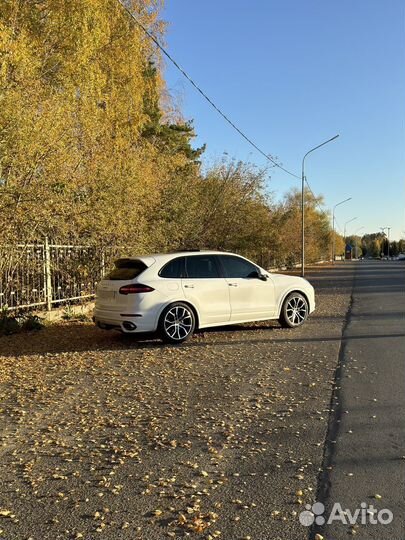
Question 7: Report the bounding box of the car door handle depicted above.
[184,284,194,288]
[228,283,238,287]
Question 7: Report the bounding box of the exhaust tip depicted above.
[122,321,137,332]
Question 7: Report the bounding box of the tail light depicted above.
[119,284,154,295]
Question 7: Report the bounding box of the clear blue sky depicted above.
[162,0,405,240]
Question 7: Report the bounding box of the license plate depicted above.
[98,290,115,300]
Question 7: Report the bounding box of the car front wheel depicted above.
[159,302,196,343]
[279,292,309,328]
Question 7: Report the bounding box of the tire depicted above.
[159,302,196,344]
[279,292,309,328]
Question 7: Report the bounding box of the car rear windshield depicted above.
[105,259,147,280]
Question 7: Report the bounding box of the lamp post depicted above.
[387,227,391,259]
[353,226,364,259]
[332,197,352,263]
[344,217,357,260]
[301,134,339,277]
[344,217,358,240]
[380,227,391,258]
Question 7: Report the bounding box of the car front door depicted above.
[181,255,231,326]
[218,255,276,321]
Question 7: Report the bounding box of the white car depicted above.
[94,251,315,343]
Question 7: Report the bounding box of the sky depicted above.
[161,0,405,240]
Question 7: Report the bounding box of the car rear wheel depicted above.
[279,292,309,328]
[159,302,196,343]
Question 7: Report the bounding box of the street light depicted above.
[380,226,391,258]
[301,134,339,277]
[343,217,357,260]
[353,227,364,259]
[332,197,352,263]
[344,217,357,240]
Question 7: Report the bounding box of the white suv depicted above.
[94,251,315,343]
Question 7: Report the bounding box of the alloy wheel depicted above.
[285,295,308,326]
[163,305,194,341]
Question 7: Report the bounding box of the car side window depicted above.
[219,255,258,279]
[159,257,186,278]
[185,255,220,279]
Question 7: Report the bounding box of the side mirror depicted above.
[249,270,268,281]
[258,272,269,281]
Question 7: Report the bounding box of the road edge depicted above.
[308,269,356,539]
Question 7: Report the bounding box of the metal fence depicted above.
[0,240,119,312]
[1,241,330,313]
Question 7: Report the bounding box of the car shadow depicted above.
[0,320,284,357]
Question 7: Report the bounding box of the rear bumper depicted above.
[93,307,157,333]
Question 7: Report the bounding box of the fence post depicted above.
[44,237,52,311]
[100,249,105,279]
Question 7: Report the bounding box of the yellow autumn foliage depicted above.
[0,0,338,268]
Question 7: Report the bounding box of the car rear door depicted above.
[218,255,276,321]
[181,255,231,326]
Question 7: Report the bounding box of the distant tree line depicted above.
[352,233,405,258]
[1,0,349,271]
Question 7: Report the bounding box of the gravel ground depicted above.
[0,264,355,540]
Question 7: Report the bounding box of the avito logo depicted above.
[299,501,393,527]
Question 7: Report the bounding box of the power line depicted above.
[304,177,327,214]
[117,1,332,218]
[334,217,343,234]
[116,0,300,180]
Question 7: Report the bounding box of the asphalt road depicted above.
[1,261,403,540]
[314,260,405,540]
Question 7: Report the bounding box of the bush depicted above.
[0,309,44,336]
[61,303,91,322]
[0,312,21,335]
[20,314,44,332]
